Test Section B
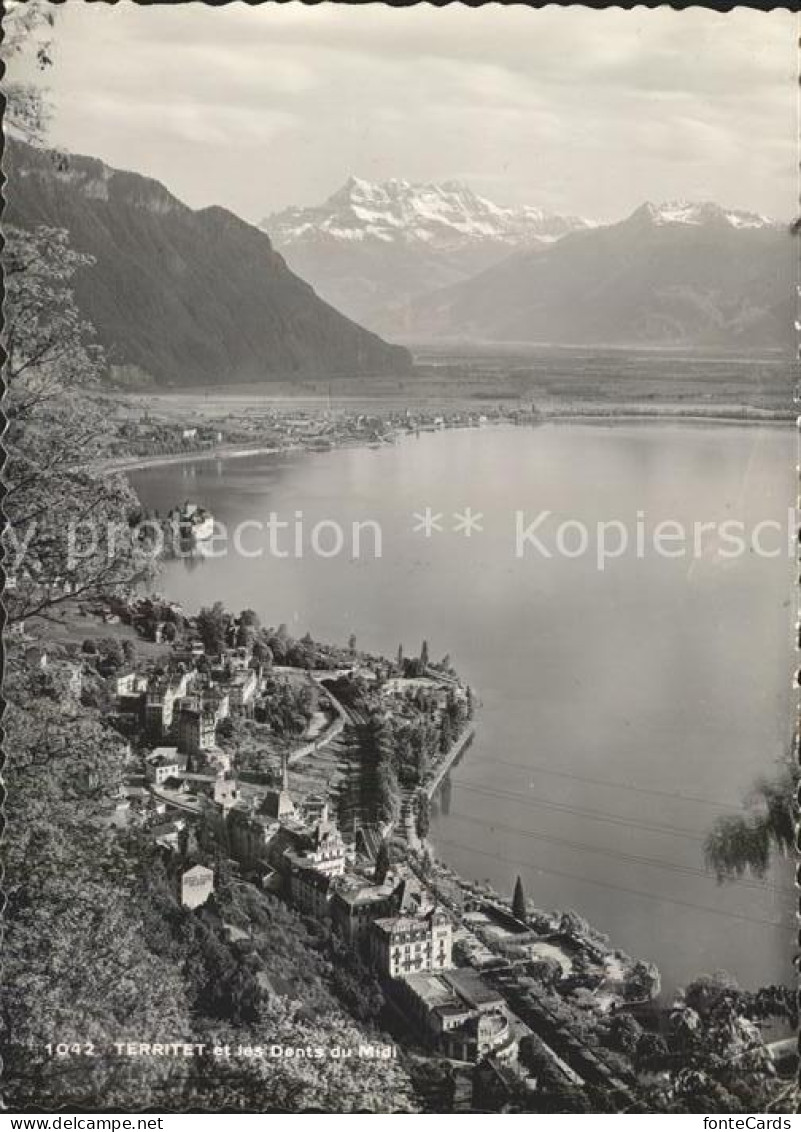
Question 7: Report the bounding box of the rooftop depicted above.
[148,751,183,767]
[442,969,504,1009]
[373,916,430,937]
[183,864,214,880]
[334,882,392,909]
[403,972,457,1009]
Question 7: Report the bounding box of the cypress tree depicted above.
[512,875,527,921]
[375,839,392,883]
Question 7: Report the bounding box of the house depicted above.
[225,668,258,712]
[180,864,215,909]
[25,645,48,670]
[213,777,239,810]
[188,745,232,777]
[260,753,295,821]
[145,747,185,785]
[370,909,453,979]
[289,862,335,918]
[393,875,434,917]
[227,808,281,871]
[226,645,253,672]
[100,799,132,829]
[145,679,178,738]
[331,881,397,947]
[301,793,330,824]
[151,817,186,851]
[288,818,347,878]
[57,660,84,700]
[177,702,218,755]
[111,670,143,697]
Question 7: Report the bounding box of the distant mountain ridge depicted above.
[5,141,411,386]
[370,199,794,351]
[264,176,592,247]
[262,177,593,327]
[635,200,780,231]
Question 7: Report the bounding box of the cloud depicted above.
[7,2,796,224]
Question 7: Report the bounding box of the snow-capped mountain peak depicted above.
[637,200,779,230]
[262,177,593,250]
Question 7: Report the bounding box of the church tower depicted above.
[261,751,296,821]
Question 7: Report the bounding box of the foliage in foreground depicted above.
[3,653,416,1111]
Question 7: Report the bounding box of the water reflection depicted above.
[131,423,796,994]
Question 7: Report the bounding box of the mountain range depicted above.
[4,141,411,387]
[262,177,592,326]
[369,200,795,350]
[8,138,794,373]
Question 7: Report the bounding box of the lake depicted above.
[131,421,796,996]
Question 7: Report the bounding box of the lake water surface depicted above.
[131,423,796,996]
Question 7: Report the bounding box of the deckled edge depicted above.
[35,1,801,10]
[795,16,801,1093]
[1,0,8,1113]
[0,0,798,1115]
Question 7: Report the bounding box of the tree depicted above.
[396,643,404,671]
[626,959,661,1002]
[527,957,563,990]
[635,1031,669,1071]
[351,715,400,826]
[559,910,590,938]
[236,610,260,648]
[416,791,431,842]
[4,16,150,624]
[420,640,429,667]
[3,655,193,1109]
[439,713,452,754]
[650,972,782,1112]
[239,608,260,627]
[607,1012,642,1055]
[252,639,274,667]
[704,761,795,880]
[374,840,392,884]
[512,875,527,921]
[3,0,56,146]
[196,602,228,654]
[4,226,150,623]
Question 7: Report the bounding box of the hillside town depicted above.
[92,597,530,1069]
[14,590,738,1107]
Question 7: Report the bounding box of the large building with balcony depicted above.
[369,908,452,979]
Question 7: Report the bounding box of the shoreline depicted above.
[97,409,793,475]
[94,441,302,475]
[425,725,476,800]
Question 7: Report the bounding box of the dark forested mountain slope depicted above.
[5,140,411,385]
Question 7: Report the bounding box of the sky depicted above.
[8,2,799,224]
